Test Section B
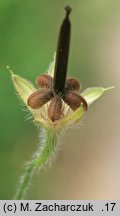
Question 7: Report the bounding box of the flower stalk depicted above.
[14,127,58,199]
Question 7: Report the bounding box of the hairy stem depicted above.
[14,127,58,200]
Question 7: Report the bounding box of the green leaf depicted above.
[60,86,114,127]
[10,71,36,105]
[60,106,84,127]
[81,87,114,106]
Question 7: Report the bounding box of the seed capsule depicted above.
[27,88,53,109]
[65,78,80,91]
[63,91,88,111]
[36,74,53,88]
[48,96,63,122]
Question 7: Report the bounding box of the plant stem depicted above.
[14,127,58,200]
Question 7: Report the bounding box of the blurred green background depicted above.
[0,0,120,199]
